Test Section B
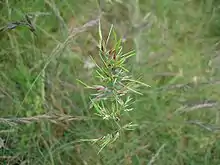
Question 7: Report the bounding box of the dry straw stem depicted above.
[0,113,90,125]
[161,79,220,91]
[148,143,166,165]
[175,101,218,114]
[0,155,21,164]
[186,120,220,132]
[0,155,18,160]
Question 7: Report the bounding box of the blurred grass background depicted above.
[1,0,220,164]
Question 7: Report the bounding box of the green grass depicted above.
[1,0,220,164]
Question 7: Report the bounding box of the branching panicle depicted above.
[78,23,150,153]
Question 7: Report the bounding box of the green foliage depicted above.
[1,0,220,164]
[77,24,150,153]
